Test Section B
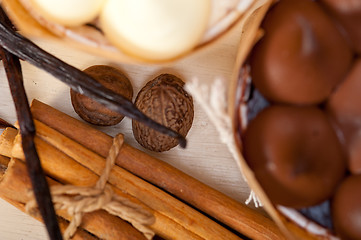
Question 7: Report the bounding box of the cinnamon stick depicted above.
[0,128,16,161]
[31,99,284,240]
[0,155,9,175]
[0,157,148,240]
[3,132,213,240]
[11,122,242,240]
[0,129,149,240]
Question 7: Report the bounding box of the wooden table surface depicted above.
[0,26,263,239]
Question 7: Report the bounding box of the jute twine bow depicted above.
[26,134,155,240]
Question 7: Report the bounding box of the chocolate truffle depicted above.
[243,105,346,208]
[71,65,133,126]
[250,0,352,105]
[327,59,361,174]
[332,174,361,240]
[320,0,361,54]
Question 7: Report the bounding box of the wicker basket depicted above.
[228,1,339,239]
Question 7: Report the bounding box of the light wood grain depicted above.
[0,21,266,239]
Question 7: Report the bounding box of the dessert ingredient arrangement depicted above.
[0,8,185,146]
[0,6,190,239]
[236,0,361,239]
[0,2,285,240]
[4,0,255,62]
[0,100,284,240]
[71,64,194,152]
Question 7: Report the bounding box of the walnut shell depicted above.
[132,74,194,152]
[71,65,133,126]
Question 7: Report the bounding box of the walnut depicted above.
[132,74,194,152]
[71,65,133,126]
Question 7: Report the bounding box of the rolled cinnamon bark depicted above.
[0,127,17,158]
[30,99,284,240]
[0,157,147,240]
[0,128,154,240]
[0,155,10,175]
[11,121,241,240]
[7,131,228,240]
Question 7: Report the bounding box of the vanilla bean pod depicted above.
[0,7,62,240]
[0,10,186,148]
[0,48,62,240]
[0,118,14,129]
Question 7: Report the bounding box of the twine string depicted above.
[26,134,155,240]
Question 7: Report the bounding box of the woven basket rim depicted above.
[3,0,257,64]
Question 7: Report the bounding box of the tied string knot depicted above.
[26,134,155,240]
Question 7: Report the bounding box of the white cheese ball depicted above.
[30,0,106,26]
[100,0,211,61]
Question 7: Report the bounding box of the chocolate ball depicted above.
[332,174,361,240]
[250,0,352,105]
[327,59,361,174]
[243,105,346,208]
[71,65,133,126]
[320,0,361,54]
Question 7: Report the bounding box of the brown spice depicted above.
[71,65,133,126]
[132,74,194,152]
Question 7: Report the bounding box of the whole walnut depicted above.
[132,74,194,152]
[71,65,133,126]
